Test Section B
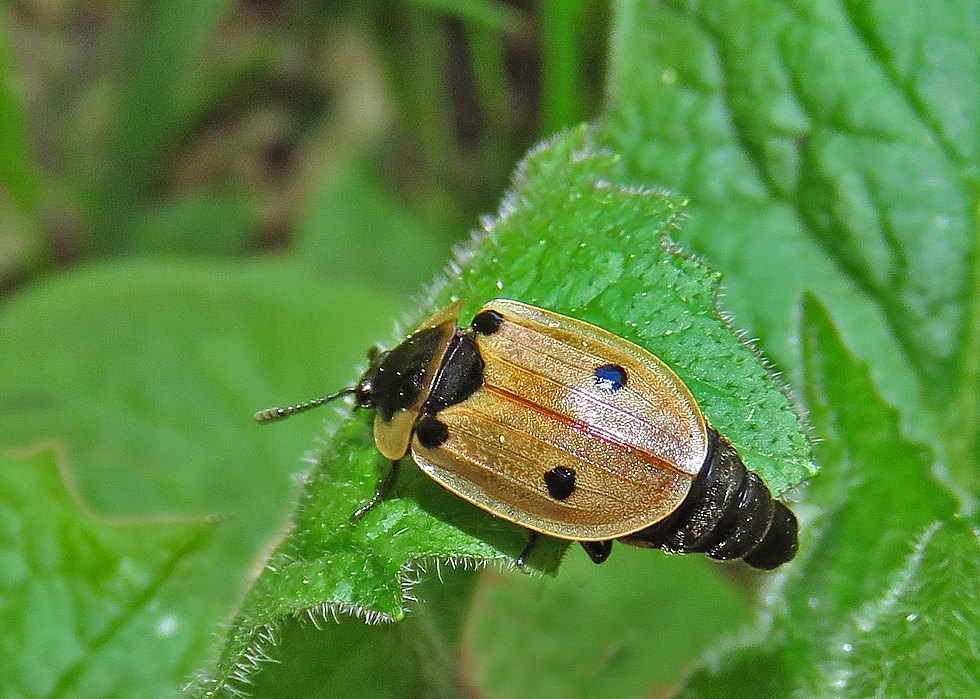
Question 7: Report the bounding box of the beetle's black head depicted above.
[353,351,387,410]
[355,325,450,422]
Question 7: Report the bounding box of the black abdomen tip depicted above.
[743,501,799,570]
[618,429,799,570]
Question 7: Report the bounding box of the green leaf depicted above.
[0,448,209,699]
[789,294,960,694]
[596,1,979,694]
[791,295,956,633]
[192,125,813,695]
[837,519,980,699]
[677,294,964,698]
[461,547,753,699]
[598,0,978,477]
[246,570,481,699]
[0,259,401,698]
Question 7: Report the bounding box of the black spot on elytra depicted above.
[415,417,450,449]
[544,466,576,500]
[471,309,504,335]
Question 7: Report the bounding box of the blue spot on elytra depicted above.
[594,364,627,392]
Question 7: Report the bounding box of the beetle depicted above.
[255,299,799,570]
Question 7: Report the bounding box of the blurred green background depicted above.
[2,0,588,282]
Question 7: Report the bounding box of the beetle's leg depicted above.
[351,458,402,522]
[516,531,539,568]
[580,540,613,564]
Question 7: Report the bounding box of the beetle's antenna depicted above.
[253,388,356,424]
